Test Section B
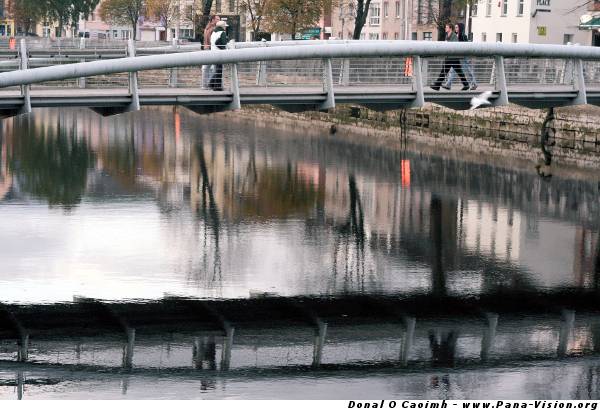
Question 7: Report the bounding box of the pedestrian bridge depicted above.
[0,39,600,117]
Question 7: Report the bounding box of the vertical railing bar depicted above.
[492,55,508,107]
[228,63,241,110]
[127,39,140,112]
[320,58,335,110]
[572,58,587,106]
[409,55,424,108]
[18,39,31,114]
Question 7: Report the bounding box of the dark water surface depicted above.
[1,108,600,399]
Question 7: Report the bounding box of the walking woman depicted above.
[431,23,470,91]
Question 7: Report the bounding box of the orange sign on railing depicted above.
[404,57,413,77]
[8,37,16,50]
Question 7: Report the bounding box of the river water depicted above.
[0,107,599,399]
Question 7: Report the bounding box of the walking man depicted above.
[443,23,477,90]
[431,23,470,91]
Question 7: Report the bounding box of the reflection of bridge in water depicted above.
[1,292,599,375]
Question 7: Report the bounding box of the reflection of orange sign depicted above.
[404,57,413,76]
[8,38,16,50]
[174,110,180,142]
[401,159,410,187]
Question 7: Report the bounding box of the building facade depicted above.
[470,0,590,45]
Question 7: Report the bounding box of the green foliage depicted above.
[11,0,100,36]
[264,0,334,38]
[99,0,144,39]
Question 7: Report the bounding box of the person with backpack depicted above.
[209,20,229,91]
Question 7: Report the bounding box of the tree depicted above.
[195,0,213,45]
[99,0,144,40]
[264,0,332,39]
[45,0,99,37]
[146,0,179,36]
[8,0,44,34]
[416,0,476,40]
[9,0,99,37]
[239,0,268,40]
[351,0,371,39]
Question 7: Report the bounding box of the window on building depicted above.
[180,28,193,38]
[423,32,432,41]
[512,33,518,43]
[394,32,399,39]
[496,32,503,42]
[472,2,478,16]
[417,0,423,24]
[486,0,492,16]
[395,1,400,17]
[517,0,524,15]
[411,32,417,40]
[382,32,388,39]
[482,32,487,42]
[113,30,118,38]
[360,33,366,40]
[501,0,508,16]
[563,34,574,44]
[121,30,130,39]
[369,3,381,25]
[383,2,388,17]
[229,0,234,12]
[369,32,380,40]
[216,0,222,13]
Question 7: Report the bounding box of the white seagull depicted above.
[470,90,493,110]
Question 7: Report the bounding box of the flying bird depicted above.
[470,91,493,110]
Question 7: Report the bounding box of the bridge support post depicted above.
[126,39,140,112]
[312,318,327,368]
[572,59,587,106]
[492,56,508,107]
[320,58,335,110]
[409,56,424,108]
[18,39,31,115]
[399,316,416,366]
[480,312,498,362]
[220,325,235,371]
[17,333,29,362]
[558,309,575,358]
[122,327,135,369]
[228,64,241,110]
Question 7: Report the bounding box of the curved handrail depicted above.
[0,41,599,88]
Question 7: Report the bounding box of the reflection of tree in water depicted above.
[10,120,94,209]
[331,174,368,292]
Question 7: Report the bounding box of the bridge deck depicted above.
[0,84,594,113]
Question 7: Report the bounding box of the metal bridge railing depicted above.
[0,39,597,115]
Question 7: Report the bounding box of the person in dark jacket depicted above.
[443,23,477,90]
[209,20,229,91]
[431,23,470,91]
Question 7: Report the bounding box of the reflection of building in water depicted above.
[460,200,521,264]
